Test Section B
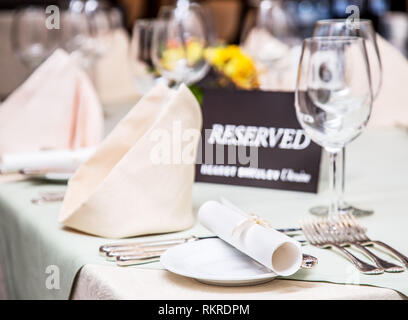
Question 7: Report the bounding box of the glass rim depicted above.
[315,18,373,25]
[303,36,365,44]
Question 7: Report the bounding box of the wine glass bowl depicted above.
[11,6,60,69]
[129,19,158,94]
[313,19,382,100]
[295,36,373,216]
[151,3,210,86]
[241,0,298,66]
[61,0,113,68]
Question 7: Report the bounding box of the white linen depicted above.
[198,200,302,276]
[59,83,202,238]
[93,29,141,105]
[69,266,403,300]
[0,49,104,154]
[0,148,95,174]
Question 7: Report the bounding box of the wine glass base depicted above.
[309,204,374,217]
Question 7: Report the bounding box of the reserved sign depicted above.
[195,89,322,193]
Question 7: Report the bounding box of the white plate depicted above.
[160,238,277,286]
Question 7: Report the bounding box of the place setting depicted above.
[0,0,407,302]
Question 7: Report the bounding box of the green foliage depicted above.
[188,84,204,106]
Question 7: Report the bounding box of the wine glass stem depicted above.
[328,150,342,216]
[339,147,346,208]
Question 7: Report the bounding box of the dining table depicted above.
[0,101,407,300]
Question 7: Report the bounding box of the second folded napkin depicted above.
[0,49,104,154]
[198,201,302,276]
[59,83,202,238]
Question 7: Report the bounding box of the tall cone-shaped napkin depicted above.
[59,83,202,238]
[368,36,408,128]
[93,29,141,105]
[0,49,104,154]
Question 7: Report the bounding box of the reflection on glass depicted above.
[11,6,60,69]
[151,1,210,86]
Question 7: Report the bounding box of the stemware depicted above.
[151,0,210,87]
[241,0,298,61]
[295,37,373,217]
[311,19,382,216]
[129,19,158,94]
[240,0,300,89]
[61,0,112,69]
[11,6,60,70]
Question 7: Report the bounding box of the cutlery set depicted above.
[99,214,407,276]
[33,189,407,276]
[31,191,65,205]
[99,230,319,269]
[300,213,408,274]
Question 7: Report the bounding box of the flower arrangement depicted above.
[204,45,259,90]
[160,39,205,71]
[160,41,259,90]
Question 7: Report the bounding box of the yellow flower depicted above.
[204,45,259,89]
[161,39,205,71]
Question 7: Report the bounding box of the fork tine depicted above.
[303,219,322,245]
[347,213,359,228]
[311,218,330,244]
[300,219,315,244]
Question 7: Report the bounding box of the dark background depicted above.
[1,0,407,42]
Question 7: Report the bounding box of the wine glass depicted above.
[61,0,112,69]
[295,37,373,216]
[151,1,210,87]
[240,0,300,89]
[130,19,157,94]
[11,6,60,70]
[311,19,382,216]
[158,1,216,46]
[241,0,298,58]
[131,20,156,69]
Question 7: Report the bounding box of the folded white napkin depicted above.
[0,49,104,154]
[59,83,202,238]
[0,148,95,174]
[93,29,141,105]
[368,36,408,128]
[198,200,302,276]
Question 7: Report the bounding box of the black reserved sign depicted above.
[195,89,322,193]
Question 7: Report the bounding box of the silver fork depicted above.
[31,191,65,205]
[300,219,384,274]
[322,217,404,273]
[342,213,408,268]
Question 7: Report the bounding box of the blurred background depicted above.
[1,0,407,99]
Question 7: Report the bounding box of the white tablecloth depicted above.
[0,116,407,300]
[70,265,404,300]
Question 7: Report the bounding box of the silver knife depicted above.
[115,250,318,269]
[99,231,304,257]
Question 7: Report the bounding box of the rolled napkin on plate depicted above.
[0,148,95,174]
[59,83,202,238]
[0,49,104,154]
[198,200,302,276]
